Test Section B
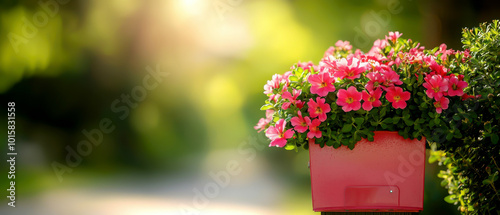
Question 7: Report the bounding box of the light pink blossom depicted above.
[308,72,336,97]
[434,96,449,114]
[386,87,411,109]
[265,119,295,148]
[333,57,367,80]
[423,75,449,100]
[307,118,322,139]
[447,76,468,97]
[362,88,383,111]
[307,97,331,122]
[290,111,309,133]
[336,86,362,112]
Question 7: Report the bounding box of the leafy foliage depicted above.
[430,20,500,214]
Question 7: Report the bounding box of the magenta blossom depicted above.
[335,40,352,51]
[295,61,316,72]
[307,97,331,122]
[281,89,302,110]
[307,118,322,139]
[254,118,269,132]
[434,96,450,114]
[379,68,403,89]
[362,88,383,111]
[429,60,448,76]
[308,72,336,97]
[264,73,289,102]
[254,110,274,132]
[386,87,411,109]
[333,57,367,80]
[336,86,362,112]
[386,31,402,43]
[368,39,389,54]
[447,76,468,97]
[423,75,449,100]
[265,119,295,148]
[365,72,384,91]
[290,111,309,133]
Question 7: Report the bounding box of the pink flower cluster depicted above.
[256,32,471,148]
[423,74,468,113]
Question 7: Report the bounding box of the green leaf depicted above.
[440,180,448,187]
[341,124,352,133]
[416,118,426,124]
[284,144,296,151]
[333,140,341,148]
[428,112,435,118]
[482,179,492,185]
[341,138,350,146]
[319,139,325,148]
[444,195,457,204]
[393,117,400,124]
[260,104,273,110]
[380,108,387,117]
[446,133,453,141]
[492,133,499,144]
[354,117,364,125]
[288,76,298,82]
[348,141,355,150]
[367,132,374,141]
[485,122,492,131]
[325,139,335,146]
[404,119,414,126]
[382,118,393,124]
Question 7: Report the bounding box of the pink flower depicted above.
[254,110,274,132]
[435,43,455,61]
[429,60,448,76]
[265,109,274,119]
[265,119,295,148]
[447,76,468,97]
[323,46,335,58]
[362,88,383,111]
[263,74,280,95]
[461,93,479,101]
[379,68,403,89]
[307,97,331,122]
[365,72,384,91]
[254,118,269,132]
[307,118,322,139]
[333,57,367,80]
[368,39,388,54]
[295,61,317,72]
[386,31,402,43]
[336,86,362,112]
[335,40,352,51]
[290,111,309,133]
[281,89,302,110]
[434,96,449,114]
[386,87,411,109]
[264,74,288,101]
[423,75,449,100]
[308,72,336,97]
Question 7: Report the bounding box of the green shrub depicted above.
[430,20,500,214]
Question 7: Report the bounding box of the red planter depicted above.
[309,131,426,212]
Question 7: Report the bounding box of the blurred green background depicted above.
[0,0,499,214]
